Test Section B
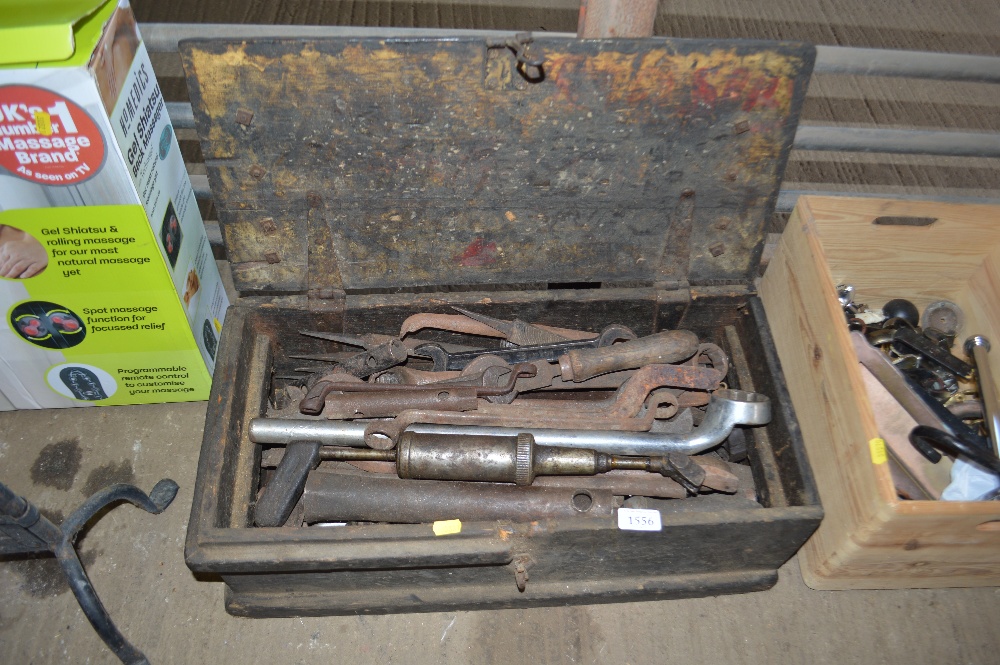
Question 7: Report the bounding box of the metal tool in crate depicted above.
[836,289,1000,500]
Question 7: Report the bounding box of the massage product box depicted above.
[0,0,228,409]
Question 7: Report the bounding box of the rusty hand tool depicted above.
[303,473,615,524]
[298,340,410,414]
[363,390,679,448]
[254,440,323,527]
[686,342,730,374]
[508,363,722,418]
[1,478,178,665]
[372,367,463,385]
[414,324,637,371]
[371,358,535,387]
[320,388,480,419]
[399,312,598,343]
[373,357,640,397]
[250,389,769,457]
[303,431,709,494]
[313,364,538,419]
[300,330,483,356]
[519,462,739,497]
[966,335,1000,458]
[449,306,590,345]
[558,329,700,382]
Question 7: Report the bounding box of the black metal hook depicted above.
[1,479,179,665]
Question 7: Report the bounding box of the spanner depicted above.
[414,324,637,371]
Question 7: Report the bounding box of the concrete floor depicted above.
[3,401,1000,664]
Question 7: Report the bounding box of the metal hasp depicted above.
[302,473,615,523]
[966,335,1000,458]
[248,388,770,457]
[0,479,179,665]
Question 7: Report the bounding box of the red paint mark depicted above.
[691,69,718,107]
[741,76,782,112]
[455,237,498,267]
[720,67,751,102]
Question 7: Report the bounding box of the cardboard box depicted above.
[759,195,1000,589]
[0,0,228,409]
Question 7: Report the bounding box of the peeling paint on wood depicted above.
[180,37,813,294]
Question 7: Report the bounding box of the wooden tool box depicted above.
[760,196,1000,589]
[180,36,823,616]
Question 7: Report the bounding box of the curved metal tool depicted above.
[0,479,178,665]
[363,391,680,449]
[249,389,770,456]
[414,324,636,371]
[449,306,585,345]
[399,312,597,342]
[909,426,999,475]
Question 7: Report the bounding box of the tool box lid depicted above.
[181,37,814,298]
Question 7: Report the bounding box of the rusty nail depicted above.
[681,188,695,199]
[264,252,281,264]
[249,164,266,179]
[235,108,254,126]
[724,169,739,181]
[709,242,726,257]
[260,217,277,234]
[714,217,731,231]
[734,120,750,134]
[306,191,323,208]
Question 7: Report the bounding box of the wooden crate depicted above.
[760,195,1000,589]
[179,36,825,615]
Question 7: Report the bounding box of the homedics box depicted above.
[0,0,228,409]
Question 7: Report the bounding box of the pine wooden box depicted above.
[759,195,1000,589]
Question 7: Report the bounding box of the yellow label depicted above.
[869,438,888,465]
[33,110,52,136]
[432,519,462,536]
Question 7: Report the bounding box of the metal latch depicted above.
[484,32,545,91]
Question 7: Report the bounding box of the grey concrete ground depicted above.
[2,401,1000,664]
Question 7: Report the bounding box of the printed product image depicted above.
[10,301,86,349]
[202,319,217,360]
[0,225,48,278]
[160,201,182,268]
[51,364,115,400]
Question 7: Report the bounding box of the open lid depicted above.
[0,0,115,67]
[181,37,814,297]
